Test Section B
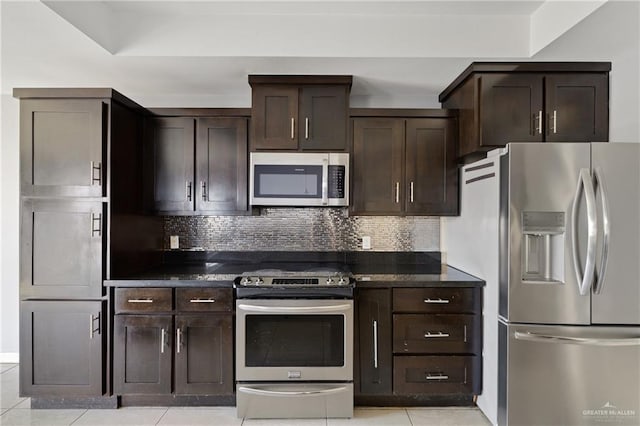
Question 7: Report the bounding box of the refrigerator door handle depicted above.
[593,167,611,295]
[514,331,640,347]
[571,168,598,296]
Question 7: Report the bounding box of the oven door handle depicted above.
[238,385,348,397]
[237,303,352,313]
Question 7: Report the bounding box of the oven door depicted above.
[236,299,353,381]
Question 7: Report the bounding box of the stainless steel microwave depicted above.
[249,152,349,206]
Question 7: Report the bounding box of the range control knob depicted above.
[326,277,335,285]
[241,277,252,285]
[254,277,264,285]
[338,276,348,285]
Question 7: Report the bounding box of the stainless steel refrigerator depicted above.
[447,142,640,426]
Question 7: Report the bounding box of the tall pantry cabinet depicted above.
[15,89,162,406]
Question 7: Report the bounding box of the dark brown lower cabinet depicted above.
[114,313,233,396]
[355,288,392,396]
[20,300,105,397]
[356,286,482,403]
[113,315,173,395]
[393,356,480,395]
[174,315,233,395]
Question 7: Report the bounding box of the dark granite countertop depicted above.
[104,251,483,288]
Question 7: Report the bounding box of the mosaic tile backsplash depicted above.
[164,208,440,252]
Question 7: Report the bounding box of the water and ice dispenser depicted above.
[521,212,565,284]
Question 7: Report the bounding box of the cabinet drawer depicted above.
[393,314,480,354]
[393,356,480,395]
[115,288,173,313]
[393,288,480,314]
[176,288,232,312]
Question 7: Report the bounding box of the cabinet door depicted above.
[20,99,106,197]
[405,118,459,215]
[544,74,609,142]
[480,73,544,146]
[113,315,172,394]
[175,315,234,395]
[251,86,298,150]
[21,199,104,298]
[151,117,195,212]
[356,289,392,396]
[20,300,105,397]
[196,117,248,212]
[352,118,404,215]
[299,86,348,151]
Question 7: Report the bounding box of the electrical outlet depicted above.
[170,235,180,249]
[362,236,371,250]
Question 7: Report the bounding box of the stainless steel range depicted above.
[235,266,354,419]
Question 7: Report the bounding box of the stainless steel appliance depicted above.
[235,267,354,419]
[446,143,640,426]
[249,152,349,206]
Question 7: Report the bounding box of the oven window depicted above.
[254,165,322,198]
[245,315,344,367]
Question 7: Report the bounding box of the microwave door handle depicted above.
[322,158,328,205]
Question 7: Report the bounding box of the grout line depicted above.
[405,408,413,426]
[67,408,88,426]
[154,407,169,425]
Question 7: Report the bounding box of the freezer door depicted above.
[499,322,640,426]
[591,143,640,325]
[501,143,592,324]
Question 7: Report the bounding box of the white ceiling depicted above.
[1,0,611,107]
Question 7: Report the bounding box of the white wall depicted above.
[532,0,640,142]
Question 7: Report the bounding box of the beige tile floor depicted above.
[0,364,492,425]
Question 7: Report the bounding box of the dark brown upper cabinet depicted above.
[351,110,458,216]
[149,116,248,215]
[20,99,106,198]
[438,62,610,160]
[249,75,352,151]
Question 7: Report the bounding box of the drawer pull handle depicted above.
[128,298,154,303]
[189,298,216,303]
[426,374,449,381]
[424,332,450,338]
[424,298,450,304]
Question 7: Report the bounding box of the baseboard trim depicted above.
[0,353,19,363]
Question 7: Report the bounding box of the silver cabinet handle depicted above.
[410,181,414,203]
[426,374,449,381]
[552,110,557,134]
[91,213,102,237]
[176,328,182,354]
[127,298,153,303]
[395,182,400,203]
[89,313,100,339]
[593,167,610,295]
[190,298,216,303]
[201,181,207,201]
[90,161,102,186]
[424,332,450,338]
[305,117,309,139]
[534,110,543,135]
[160,328,167,354]
[186,181,192,201]
[290,117,295,140]
[424,298,450,304]
[372,320,378,369]
[514,331,640,346]
[571,168,597,296]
